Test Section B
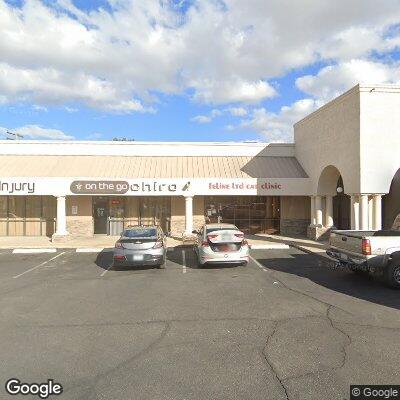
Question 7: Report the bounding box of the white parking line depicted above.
[249,255,271,272]
[13,252,67,278]
[76,248,104,253]
[12,248,57,254]
[100,264,113,277]
[182,249,187,273]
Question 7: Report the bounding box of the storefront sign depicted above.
[0,177,311,196]
[70,180,192,194]
[0,180,35,194]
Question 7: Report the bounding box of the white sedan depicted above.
[193,223,249,266]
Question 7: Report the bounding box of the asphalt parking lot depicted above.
[0,246,399,400]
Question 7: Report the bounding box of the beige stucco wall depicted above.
[66,196,93,236]
[170,196,204,236]
[125,197,140,225]
[360,86,400,194]
[294,86,361,195]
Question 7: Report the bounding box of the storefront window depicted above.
[0,196,56,236]
[204,196,280,234]
[109,198,125,218]
[26,197,42,218]
[42,196,56,219]
[8,196,25,219]
[0,197,7,218]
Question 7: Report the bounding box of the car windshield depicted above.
[123,228,157,238]
[206,227,238,234]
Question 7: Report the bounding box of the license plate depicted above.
[133,255,144,261]
[221,234,231,240]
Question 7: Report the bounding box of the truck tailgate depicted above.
[330,230,373,254]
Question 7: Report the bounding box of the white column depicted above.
[310,196,316,226]
[315,195,323,226]
[350,195,359,230]
[372,194,382,230]
[359,194,369,230]
[325,195,334,227]
[368,196,374,230]
[55,196,68,236]
[184,196,193,234]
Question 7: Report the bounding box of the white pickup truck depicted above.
[327,214,400,288]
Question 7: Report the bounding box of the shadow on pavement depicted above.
[94,249,159,271]
[257,252,400,310]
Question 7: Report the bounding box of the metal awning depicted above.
[0,155,308,179]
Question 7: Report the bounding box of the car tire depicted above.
[384,260,400,289]
[157,257,166,269]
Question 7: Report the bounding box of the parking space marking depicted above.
[249,255,271,272]
[12,248,57,254]
[13,251,67,278]
[76,248,104,253]
[182,249,187,273]
[100,264,113,277]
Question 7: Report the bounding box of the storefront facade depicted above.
[1,84,400,240]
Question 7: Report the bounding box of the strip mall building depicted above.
[1,84,400,241]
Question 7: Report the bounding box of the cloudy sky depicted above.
[1,0,400,142]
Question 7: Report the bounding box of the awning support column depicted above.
[359,194,369,230]
[325,195,334,227]
[184,196,193,234]
[54,196,68,237]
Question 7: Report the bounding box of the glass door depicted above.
[93,197,108,234]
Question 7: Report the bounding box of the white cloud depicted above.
[1,0,399,112]
[0,125,74,140]
[296,59,400,102]
[191,115,212,124]
[192,79,276,104]
[226,107,247,116]
[234,99,319,142]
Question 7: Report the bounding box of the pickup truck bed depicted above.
[327,229,400,289]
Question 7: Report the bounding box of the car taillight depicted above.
[113,255,126,260]
[362,239,371,255]
[115,242,123,248]
[153,240,164,249]
[234,233,244,238]
[207,234,218,239]
[201,241,209,247]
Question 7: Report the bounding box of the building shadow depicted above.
[257,252,400,310]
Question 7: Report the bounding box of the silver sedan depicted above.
[113,226,166,268]
[193,223,249,266]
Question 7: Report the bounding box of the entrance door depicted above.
[93,198,108,234]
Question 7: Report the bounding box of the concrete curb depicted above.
[288,243,335,263]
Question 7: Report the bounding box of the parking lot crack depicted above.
[326,305,352,369]
[261,321,290,400]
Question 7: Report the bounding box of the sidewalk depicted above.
[246,233,333,261]
[0,235,182,249]
[0,233,333,261]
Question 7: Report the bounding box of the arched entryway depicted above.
[333,176,350,229]
[317,165,350,229]
[383,168,400,229]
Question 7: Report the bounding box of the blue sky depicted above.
[1,0,400,142]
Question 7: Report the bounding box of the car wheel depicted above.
[385,260,400,289]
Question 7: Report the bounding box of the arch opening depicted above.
[317,166,350,229]
[383,168,400,229]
